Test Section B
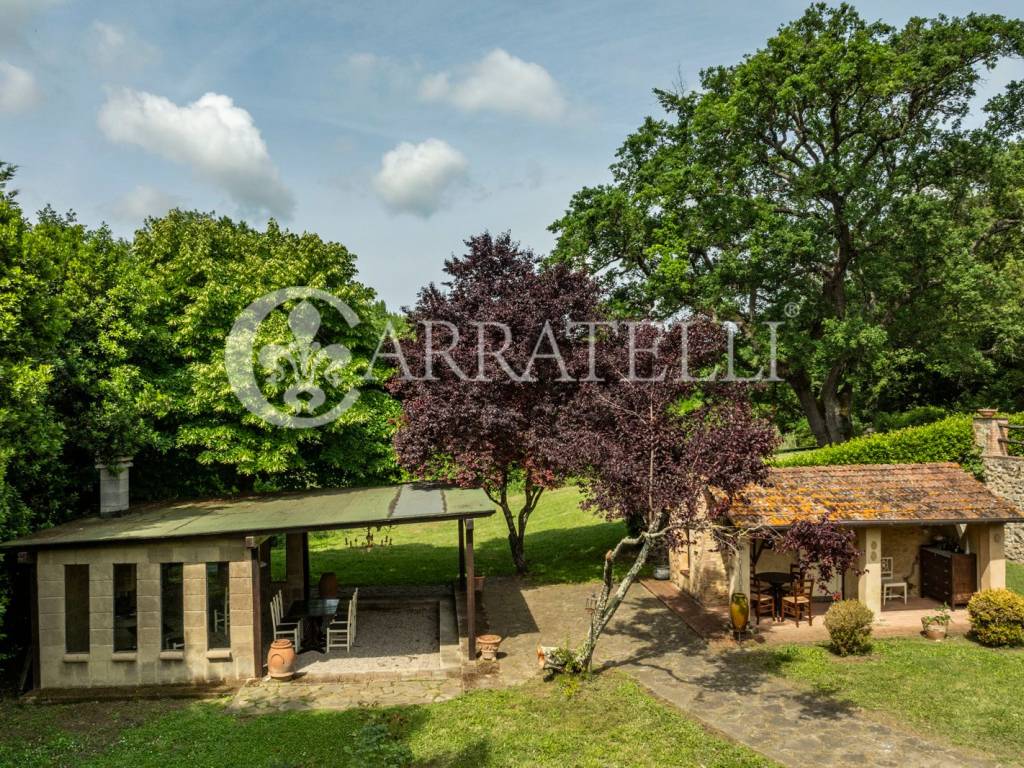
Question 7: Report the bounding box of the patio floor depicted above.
[641,579,971,645]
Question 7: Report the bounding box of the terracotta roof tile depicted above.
[729,463,1024,528]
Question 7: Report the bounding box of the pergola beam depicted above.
[465,519,476,661]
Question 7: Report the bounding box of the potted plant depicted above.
[921,603,951,640]
[730,592,750,633]
[477,634,503,661]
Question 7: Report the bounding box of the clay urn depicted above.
[267,638,297,680]
[477,634,503,661]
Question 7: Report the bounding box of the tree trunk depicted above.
[577,512,666,670]
[786,369,854,446]
[488,473,544,576]
[787,371,831,446]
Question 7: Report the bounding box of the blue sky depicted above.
[2,0,1022,310]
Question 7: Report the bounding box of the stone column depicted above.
[284,533,306,603]
[974,523,1006,591]
[856,527,883,618]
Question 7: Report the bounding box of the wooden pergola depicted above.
[4,482,495,681]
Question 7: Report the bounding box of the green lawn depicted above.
[0,675,776,768]
[727,638,1024,764]
[1009,561,1024,595]
[275,486,627,586]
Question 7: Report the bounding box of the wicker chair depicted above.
[752,578,776,624]
[781,577,815,626]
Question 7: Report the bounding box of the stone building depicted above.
[2,475,492,691]
[974,411,1024,562]
[670,461,1022,619]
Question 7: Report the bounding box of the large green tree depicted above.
[127,210,401,498]
[550,4,1024,444]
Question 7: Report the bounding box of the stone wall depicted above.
[35,537,255,689]
[983,456,1024,562]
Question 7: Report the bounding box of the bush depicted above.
[775,415,983,475]
[968,589,1024,647]
[824,600,874,656]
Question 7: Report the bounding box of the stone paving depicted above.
[229,577,1004,767]
[482,577,1003,768]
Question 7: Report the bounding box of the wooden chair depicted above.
[327,588,358,653]
[271,591,303,647]
[752,578,776,624]
[781,578,815,626]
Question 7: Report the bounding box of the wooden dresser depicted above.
[919,546,977,606]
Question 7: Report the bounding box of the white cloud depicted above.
[373,138,468,217]
[419,49,567,121]
[0,61,40,113]
[107,185,180,223]
[98,89,294,218]
[89,21,159,71]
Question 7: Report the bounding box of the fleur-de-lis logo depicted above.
[225,287,361,429]
[258,301,351,414]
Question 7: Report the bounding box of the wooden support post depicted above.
[302,531,310,602]
[458,519,466,589]
[466,519,476,661]
[250,546,264,680]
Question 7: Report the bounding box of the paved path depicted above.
[483,577,1003,768]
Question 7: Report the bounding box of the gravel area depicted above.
[295,603,441,675]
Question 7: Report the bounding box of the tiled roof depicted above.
[729,463,1024,528]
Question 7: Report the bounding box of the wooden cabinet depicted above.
[919,546,977,606]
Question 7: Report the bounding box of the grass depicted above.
[0,675,777,768]
[727,638,1024,764]
[1009,562,1024,595]
[274,486,627,586]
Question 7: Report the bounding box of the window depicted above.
[113,564,137,652]
[160,563,184,651]
[206,562,230,649]
[65,565,90,653]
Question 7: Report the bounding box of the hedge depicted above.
[774,413,1024,476]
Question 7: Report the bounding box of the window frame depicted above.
[160,562,185,652]
[112,563,138,653]
[205,561,231,650]
[63,564,90,654]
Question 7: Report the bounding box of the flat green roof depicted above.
[1,483,495,550]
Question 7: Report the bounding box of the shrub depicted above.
[824,600,874,656]
[968,589,1024,647]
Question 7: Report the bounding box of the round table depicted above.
[755,571,794,620]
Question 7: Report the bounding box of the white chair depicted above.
[326,588,358,653]
[880,557,908,604]
[271,591,303,647]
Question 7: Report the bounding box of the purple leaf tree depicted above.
[552,320,778,669]
[388,232,602,574]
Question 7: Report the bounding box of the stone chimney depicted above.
[96,456,133,518]
[973,410,1024,562]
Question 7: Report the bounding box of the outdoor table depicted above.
[286,598,341,652]
[755,571,794,621]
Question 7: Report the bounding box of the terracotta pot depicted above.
[923,624,947,641]
[730,593,750,633]
[267,638,296,680]
[477,634,503,661]
[474,575,485,593]
[318,571,339,599]
[976,408,998,418]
